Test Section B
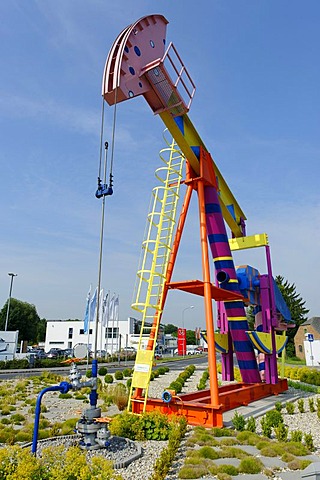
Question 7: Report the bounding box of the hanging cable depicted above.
[96,88,117,198]
[108,85,118,191]
[98,96,105,180]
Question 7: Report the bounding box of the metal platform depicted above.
[130,379,288,428]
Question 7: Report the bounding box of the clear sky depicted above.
[0,1,319,330]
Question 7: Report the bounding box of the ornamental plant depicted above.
[231,411,245,431]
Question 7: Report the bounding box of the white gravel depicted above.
[6,364,320,479]
[256,392,320,454]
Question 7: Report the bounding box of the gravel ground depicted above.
[256,393,320,454]
[7,364,320,479]
[32,363,208,480]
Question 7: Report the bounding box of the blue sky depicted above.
[0,1,319,330]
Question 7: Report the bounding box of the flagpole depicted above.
[106,290,110,362]
[117,295,120,365]
[111,294,115,358]
[83,286,91,370]
[86,301,91,370]
[100,305,103,356]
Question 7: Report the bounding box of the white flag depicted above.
[98,289,104,323]
[83,285,91,334]
[113,295,119,322]
[102,293,109,326]
[89,287,97,323]
[108,293,116,321]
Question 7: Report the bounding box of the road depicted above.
[0,354,209,380]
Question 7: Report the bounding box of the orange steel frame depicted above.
[131,152,288,427]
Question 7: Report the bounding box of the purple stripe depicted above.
[204,185,261,384]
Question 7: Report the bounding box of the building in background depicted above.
[0,331,19,361]
[44,317,169,354]
[294,317,320,361]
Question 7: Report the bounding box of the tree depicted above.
[37,318,47,343]
[246,306,255,331]
[164,323,178,335]
[0,298,41,344]
[186,329,196,345]
[275,276,309,356]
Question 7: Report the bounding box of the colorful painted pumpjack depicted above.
[102,14,293,427]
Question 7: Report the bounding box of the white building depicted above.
[45,317,138,355]
[45,317,177,355]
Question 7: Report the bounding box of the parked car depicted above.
[46,348,64,359]
[96,350,107,358]
[61,348,74,358]
[122,347,136,353]
[35,350,47,359]
[193,347,204,354]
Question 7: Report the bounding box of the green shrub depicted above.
[104,374,113,384]
[186,365,195,375]
[60,418,78,435]
[274,423,288,442]
[288,459,312,470]
[219,437,239,446]
[179,372,189,382]
[260,446,280,457]
[309,398,315,412]
[284,441,309,456]
[304,433,315,451]
[74,394,87,400]
[110,411,172,442]
[286,402,295,414]
[58,393,73,399]
[219,446,248,459]
[109,411,140,439]
[297,399,305,413]
[274,401,282,412]
[122,368,132,377]
[178,466,208,478]
[85,370,92,378]
[188,433,218,447]
[217,464,238,476]
[256,440,271,450]
[98,366,108,376]
[260,417,272,438]
[1,407,11,416]
[211,427,234,437]
[291,430,303,443]
[157,367,166,375]
[236,431,260,445]
[238,457,263,474]
[114,370,123,381]
[281,452,296,463]
[246,416,256,433]
[126,378,132,389]
[232,411,245,431]
[197,446,219,460]
[169,381,182,394]
[265,409,283,427]
[15,430,32,442]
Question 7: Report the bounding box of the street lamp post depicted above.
[5,273,17,331]
[181,305,194,355]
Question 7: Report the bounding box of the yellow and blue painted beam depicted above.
[160,111,246,238]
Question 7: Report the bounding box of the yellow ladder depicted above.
[128,134,184,412]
